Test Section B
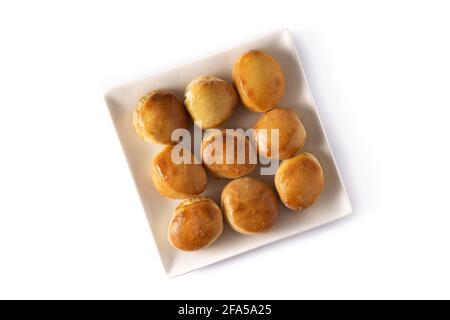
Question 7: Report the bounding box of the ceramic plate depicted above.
[105,29,352,277]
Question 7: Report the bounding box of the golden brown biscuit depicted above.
[151,145,207,199]
[275,152,324,211]
[221,177,279,234]
[184,76,238,129]
[253,107,306,160]
[232,50,285,112]
[168,197,223,252]
[201,129,256,179]
[132,90,188,144]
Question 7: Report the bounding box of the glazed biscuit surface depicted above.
[201,129,256,179]
[132,90,188,144]
[232,50,285,112]
[221,177,279,234]
[168,197,223,251]
[254,107,306,160]
[275,152,324,211]
[151,145,207,199]
[184,76,238,129]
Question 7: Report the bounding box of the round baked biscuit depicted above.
[232,50,285,112]
[168,197,223,251]
[221,177,279,234]
[151,145,207,199]
[184,76,238,129]
[275,152,324,211]
[201,129,256,179]
[133,90,188,144]
[253,107,306,160]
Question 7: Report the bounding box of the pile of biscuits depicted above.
[133,50,324,252]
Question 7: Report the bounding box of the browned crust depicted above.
[168,197,223,251]
[132,90,188,144]
[275,152,324,211]
[151,145,208,199]
[221,177,279,234]
[201,129,256,179]
[232,50,285,112]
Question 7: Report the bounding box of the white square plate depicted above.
[105,29,352,277]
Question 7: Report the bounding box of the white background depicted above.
[1,0,449,299]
